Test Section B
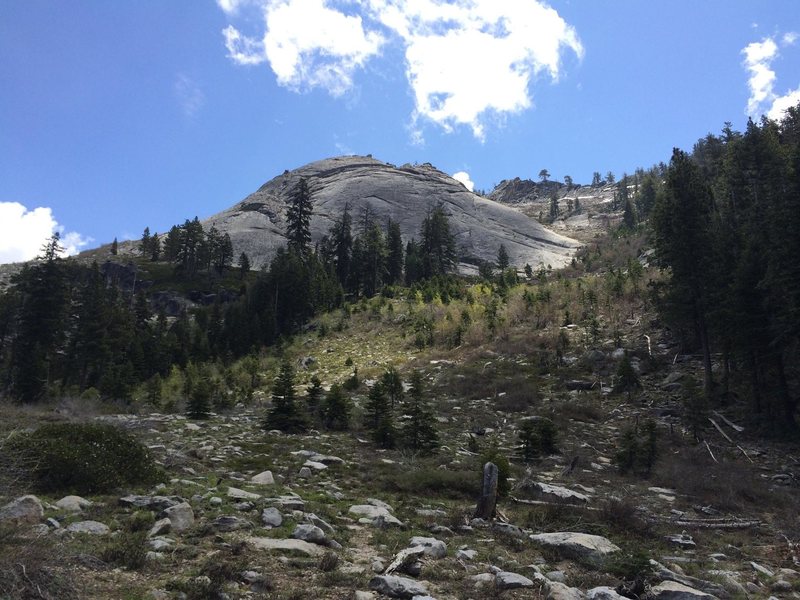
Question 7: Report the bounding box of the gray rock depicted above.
[409,536,447,559]
[529,532,620,561]
[456,549,477,560]
[248,536,325,557]
[650,581,718,600]
[495,571,534,590]
[227,486,261,501]
[355,592,377,600]
[492,522,526,538]
[350,504,404,528]
[261,507,283,527]
[369,574,429,598]
[203,156,580,272]
[119,495,180,511]
[546,571,567,583]
[526,482,590,504]
[250,471,275,485]
[66,520,110,535]
[665,533,695,548]
[307,512,335,534]
[267,495,305,511]
[55,495,92,512]
[750,561,774,577]
[545,581,586,600]
[148,538,173,551]
[587,587,627,600]
[0,495,43,523]
[291,524,327,545]
[212,515,253,532]
[298,466,313,479]
[164,502,194,533]
[148,518,171,538]
[772,580,792,592]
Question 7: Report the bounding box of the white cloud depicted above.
[0,202,91,264]
[742,35,800,121]
[452,170,474,191]
[217,0,247,14]
[767,86,800,120]
[174,74,205,118]
[218,0,582,139]
[742,37,778,116]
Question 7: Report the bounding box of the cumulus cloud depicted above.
[742,34,800,120]
[217,0,248,14]
[0,202,91,264]
[218,0,582,138]
[174,74,205,118]
[452,171,474,191]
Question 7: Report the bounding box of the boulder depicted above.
[248,537,326,557]
[261,507,283,527]
[250,471,275,485]
[409,536,447,559]
[545,581,586,600]
[119,495,181,511]
[349,504,404,528]
[148,518,171,538]
[66,520,110,535]
[164,502,194,533]
[495,571,534,590]
[212,515,253,532]
[291,524,327,545]
[587,587,628,600]
[650,581,718,600]
[55,495,92,513]
[529,532,620,561]
[526,482,590,504]
[227,487,261,501]
[0,495,43,523]
[369,575,429,599]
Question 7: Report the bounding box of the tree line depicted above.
[0,178,459,403]
[652,109,800,430]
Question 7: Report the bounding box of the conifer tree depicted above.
[400,371,439,453]
[140,227,152,257]
[306,374,323,419]
[186,370,212,419]
[322,382,350,430]
[385,219,404,285]
[264,361,307,433]
[239,251,250,279]
[380,367,403,410]
[286,178,312,255]
[420,205,456,278]
[497,244,510,270]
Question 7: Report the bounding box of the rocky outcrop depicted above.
[203,156,579,271]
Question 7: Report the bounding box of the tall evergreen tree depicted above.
[286,178,313,255]
[400,371,439,453]
[385,219,404,285]
[264,362,307,433]
[420,205,456,278]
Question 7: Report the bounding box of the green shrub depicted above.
[614,419,658,476]
[480,446,511,497]
[101,530,148,570]
[517,417,558,462]
[11,423,162,494]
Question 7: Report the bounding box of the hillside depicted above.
[2,240,798,599]
[203,156,580,272]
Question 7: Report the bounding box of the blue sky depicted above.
[1,0,799,263]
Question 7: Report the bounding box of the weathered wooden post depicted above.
[474,462,498,520]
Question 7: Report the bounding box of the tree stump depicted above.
[474,462,498,520]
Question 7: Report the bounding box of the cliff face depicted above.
[204,156,580,271]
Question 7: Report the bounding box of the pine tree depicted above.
[111,237,119,255]
[149,232,161,261]
[331,204,353,285]
[186,370,212,419]
[400,371,439,453]
[306,375,323,418]
[612,352,641,399]
[363,382,388,431]
[322,383,350,430]
[497,244,510,270]
[286,178,313,255]
[385,219,404,285]
[622,198,636,229]
[140,227,152,257]
[420,205,456,278]
[264,362,307,433]
[239,251,250,279]
[380,367,404,410]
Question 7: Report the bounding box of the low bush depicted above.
[10,422,162,495]
[379,467,478,499]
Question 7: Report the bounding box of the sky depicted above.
[1,1,799,263]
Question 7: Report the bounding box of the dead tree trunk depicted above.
[474,462,498,520]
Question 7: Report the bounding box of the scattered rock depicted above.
[0,495,44,523]
[66,520,110,535]
[409,536,447,559]
[495,571,534,590]
[148,518,171,538]
[525,482,590,504]
[249,537,326,557]
[119,495,180,511]
[650,580,718,600]
[350,504,404,528]
[369,574,429,598]
[750,561,774,577]
[261,507,283,527]
[298,467,313,479]
[665,533,695,548]
[227,487,261,501]
[529,532,620,561]
[291,524,327,545]
[544,581,586,600]
[250,471,275,485]
[164,502,194,533]
[212,515,253,532]
[55,495,92,512]
[587,587,628,600]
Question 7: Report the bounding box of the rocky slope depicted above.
[203,156,580,272]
